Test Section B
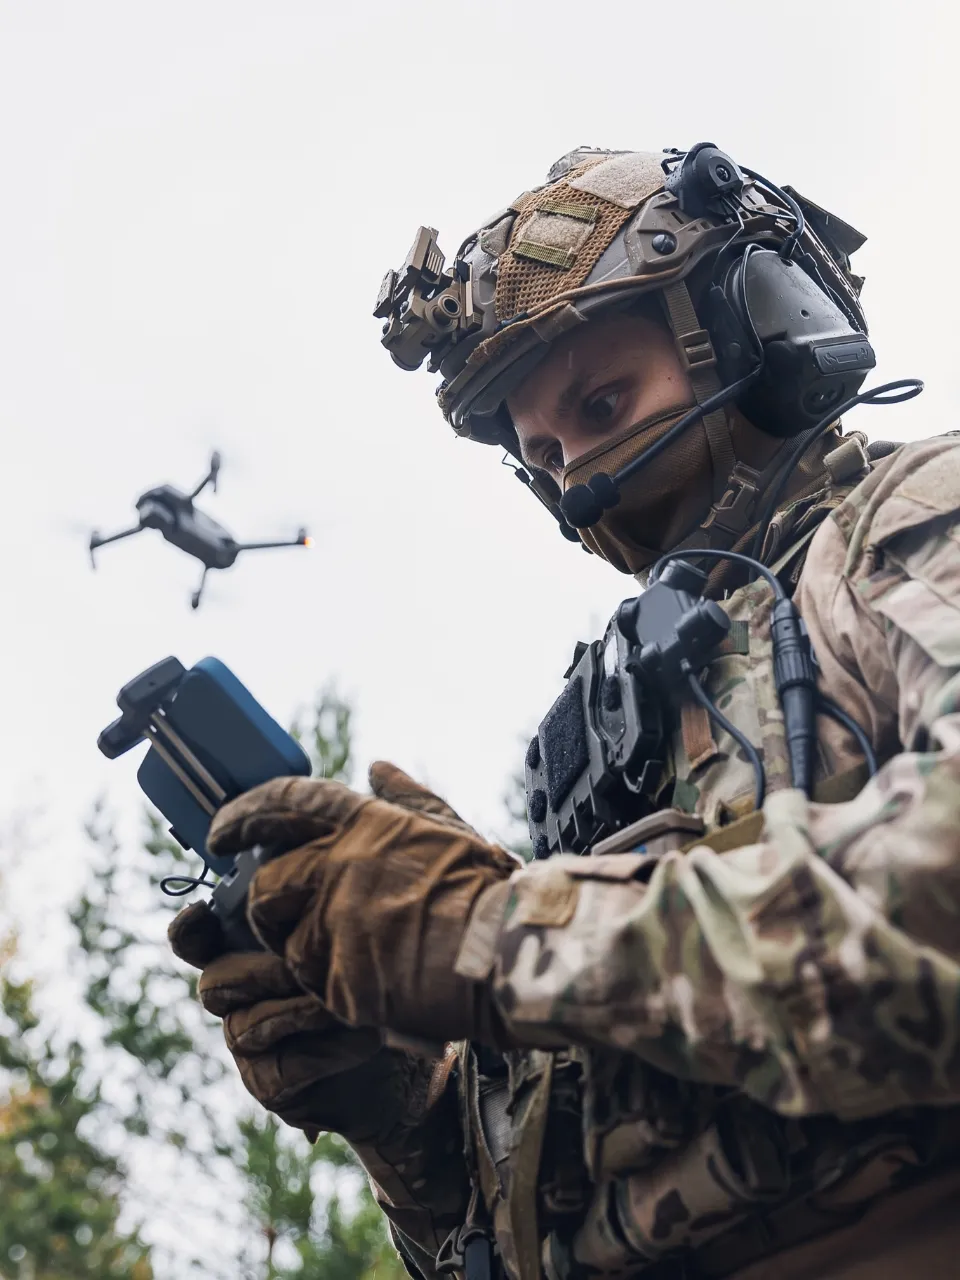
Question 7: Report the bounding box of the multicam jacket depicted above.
[356,435,960,1280]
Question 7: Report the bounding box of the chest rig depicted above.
[447,450,960,1280]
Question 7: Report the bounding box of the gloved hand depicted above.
[204,762,519,1048]
[168,896,443,1146]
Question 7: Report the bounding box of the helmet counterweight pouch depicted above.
[707,249,876,438]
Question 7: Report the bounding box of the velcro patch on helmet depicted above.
[513,239,577,270]
[538,199,600,223]
[513,207,600,271]
[567,151,667,209]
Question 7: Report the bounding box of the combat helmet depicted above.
[374,143,874,566]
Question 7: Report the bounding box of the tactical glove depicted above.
[204,762,518,1047]
[168,897,442,1146]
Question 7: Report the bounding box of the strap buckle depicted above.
[700,463,762,540]
[677,327,717,372]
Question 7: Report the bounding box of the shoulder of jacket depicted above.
[830,434,960,572]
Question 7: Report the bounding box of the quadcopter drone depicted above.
[89,451,311,609]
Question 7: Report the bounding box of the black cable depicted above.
[651,546,785,599]
[610,368,764,492]
[684,665,766,812]
[656,548,819,799]
[816,695,878,778]
[740,166,805,260]
[739,166,867,332]
[749,378,925,561]
[736,242,765,363]
[618,369,764,488]
[160,869,213,897]
[559,366,765,529]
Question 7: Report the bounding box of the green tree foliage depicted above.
[239,1122,401,1280]
[0,687,409,1280]
[229,688,405,1280]
[0,928,153,1278]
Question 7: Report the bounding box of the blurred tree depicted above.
[1,686,408,1279]
[229,688,404,1280]
[239,1122,402,1280]
[502,752,532,862]
[0,926,153,1278]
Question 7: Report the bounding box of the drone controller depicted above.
[98,656,312,950]
[525,562,730,859]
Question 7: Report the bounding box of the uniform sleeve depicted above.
[350,1052,469,1280]
[457,446,960,1122]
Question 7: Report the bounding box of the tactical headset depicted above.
[557,143,919,537]
[376,142,922,550]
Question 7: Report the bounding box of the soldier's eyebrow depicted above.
[556,375,586,419]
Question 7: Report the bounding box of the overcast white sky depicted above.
[1,2,957,1273]
[0,0,957,894]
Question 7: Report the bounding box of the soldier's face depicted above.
[507,311,692,481]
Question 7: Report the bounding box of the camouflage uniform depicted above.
[354,146,959,1279]
[361,435,960,1280]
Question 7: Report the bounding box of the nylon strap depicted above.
[766,519,823,576]
[507,1052,554,1280]
[683,762,870,854]
[719,620,750,655]
[660,280,734,502]
[681,699,718,771]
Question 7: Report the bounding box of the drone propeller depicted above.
[188,451,222,502]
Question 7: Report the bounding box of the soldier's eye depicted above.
[584,390,620,425]
[542,445,563,473]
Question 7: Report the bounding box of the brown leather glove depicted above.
[204,762,518,1047]
[168,897,442,1145]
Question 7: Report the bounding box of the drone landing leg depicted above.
[191,567,209,611]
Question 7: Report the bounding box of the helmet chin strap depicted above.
[659,280,735,503]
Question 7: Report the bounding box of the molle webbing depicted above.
[507,1053,554,1280]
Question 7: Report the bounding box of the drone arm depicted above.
[234,529,311,553]
[89,525,144,566]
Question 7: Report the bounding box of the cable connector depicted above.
[770,599,818,796]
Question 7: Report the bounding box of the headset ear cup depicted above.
[704,278,755,388]
[715,249,875,438]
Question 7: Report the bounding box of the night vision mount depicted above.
[374,226,482,373]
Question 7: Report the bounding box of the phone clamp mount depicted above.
[98,655,312,951]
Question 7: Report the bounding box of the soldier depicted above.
[170,145,960,1279]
